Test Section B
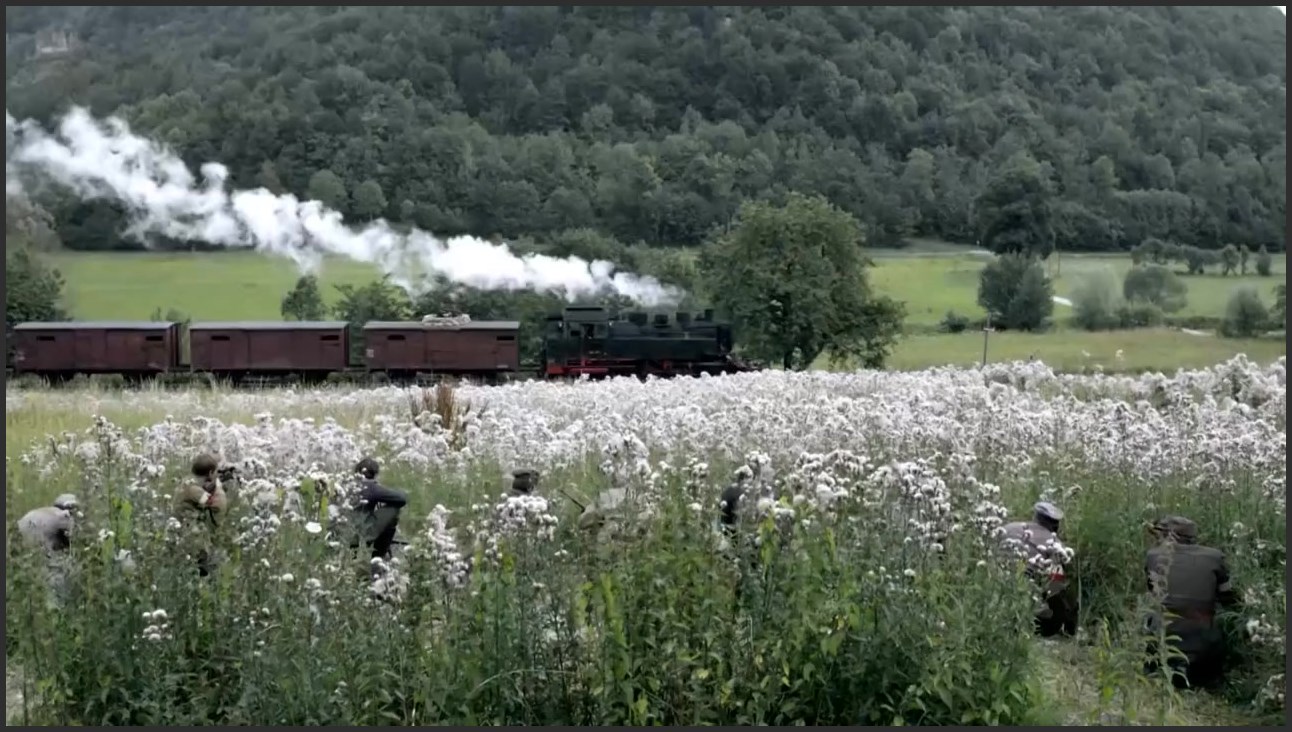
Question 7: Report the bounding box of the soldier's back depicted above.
[1147,543,1225,608]
[18,506,72,552]
[1146,543,1228,647]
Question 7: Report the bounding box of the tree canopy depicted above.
[4,6,1285,255]
[699,193,904,369]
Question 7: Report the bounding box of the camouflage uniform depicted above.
[172,454,229,576]
[1143,516,1237,689]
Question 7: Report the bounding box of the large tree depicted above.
[699,193,904,370]
[974,151,1057,259]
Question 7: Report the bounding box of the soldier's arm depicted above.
[362,483,408,509]
[174,482,206,510]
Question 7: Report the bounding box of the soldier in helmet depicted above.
[999,501,1077,636]
[16,493,81,604]
[349,457,409,562]
[1143,515,1238,689]
[173,453,231,576]
[17,493,80,554]
[174,453,229,526]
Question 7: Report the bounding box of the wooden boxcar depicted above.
[189,321,350,378]
[11,321,181,379]
[363,320,520,379]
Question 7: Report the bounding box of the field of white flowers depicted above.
[5,356,1287,726]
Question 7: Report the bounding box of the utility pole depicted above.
[981,312,994,368]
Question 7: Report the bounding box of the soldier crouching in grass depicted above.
[998,501,1078,637]
[18,493,80,554]
[1142,515,1239,690]
[172,453,230,577]
[349,457,409,565]
[16,493,81,604]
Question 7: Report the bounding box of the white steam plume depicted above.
[5,107,683,306]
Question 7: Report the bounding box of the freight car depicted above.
[189,321,350,383]
[11,321,183,383]
[541,306,754,378]
[363,318,521,380]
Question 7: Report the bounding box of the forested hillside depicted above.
[4,5,1286,253]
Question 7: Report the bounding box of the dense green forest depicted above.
[4,5,1287,254]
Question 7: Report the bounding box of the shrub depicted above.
[1116,301,1165,328]
[1180,245,1220,275]
[939,310,970,334]
[1122,264,1187,314]
[1254,245,1273,277]
[977,254,1054,332]
[1131,237,1176,266]
[1071,270,1122,331]
[1220,287,1269,338]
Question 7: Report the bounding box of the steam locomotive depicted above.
[9,306,756,385]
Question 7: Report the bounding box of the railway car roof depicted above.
[188,321,350,330]
[13,321,175,330]
[363,320,521,330]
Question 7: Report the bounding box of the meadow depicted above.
[45,246,1287,375]
[4,358,1286,725]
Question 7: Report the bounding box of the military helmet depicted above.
[1033,501,1064,523]
[354,457,381,481]
[1153,515,1197,541]
[510,468,539,495]
[52,493,79,511]
[192,453,220,478]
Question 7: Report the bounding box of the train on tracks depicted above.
[9,305,757,386]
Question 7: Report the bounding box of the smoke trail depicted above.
[5,107,684,306]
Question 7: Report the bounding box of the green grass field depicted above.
[873,247,1287,327]
[51,251,378,320]
[45,246,1287,373]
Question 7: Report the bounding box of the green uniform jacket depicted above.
[1145,542,1234,654]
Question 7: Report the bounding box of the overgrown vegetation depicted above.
[4,362,1286,725]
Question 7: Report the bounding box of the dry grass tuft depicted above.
[408,380,477,450]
